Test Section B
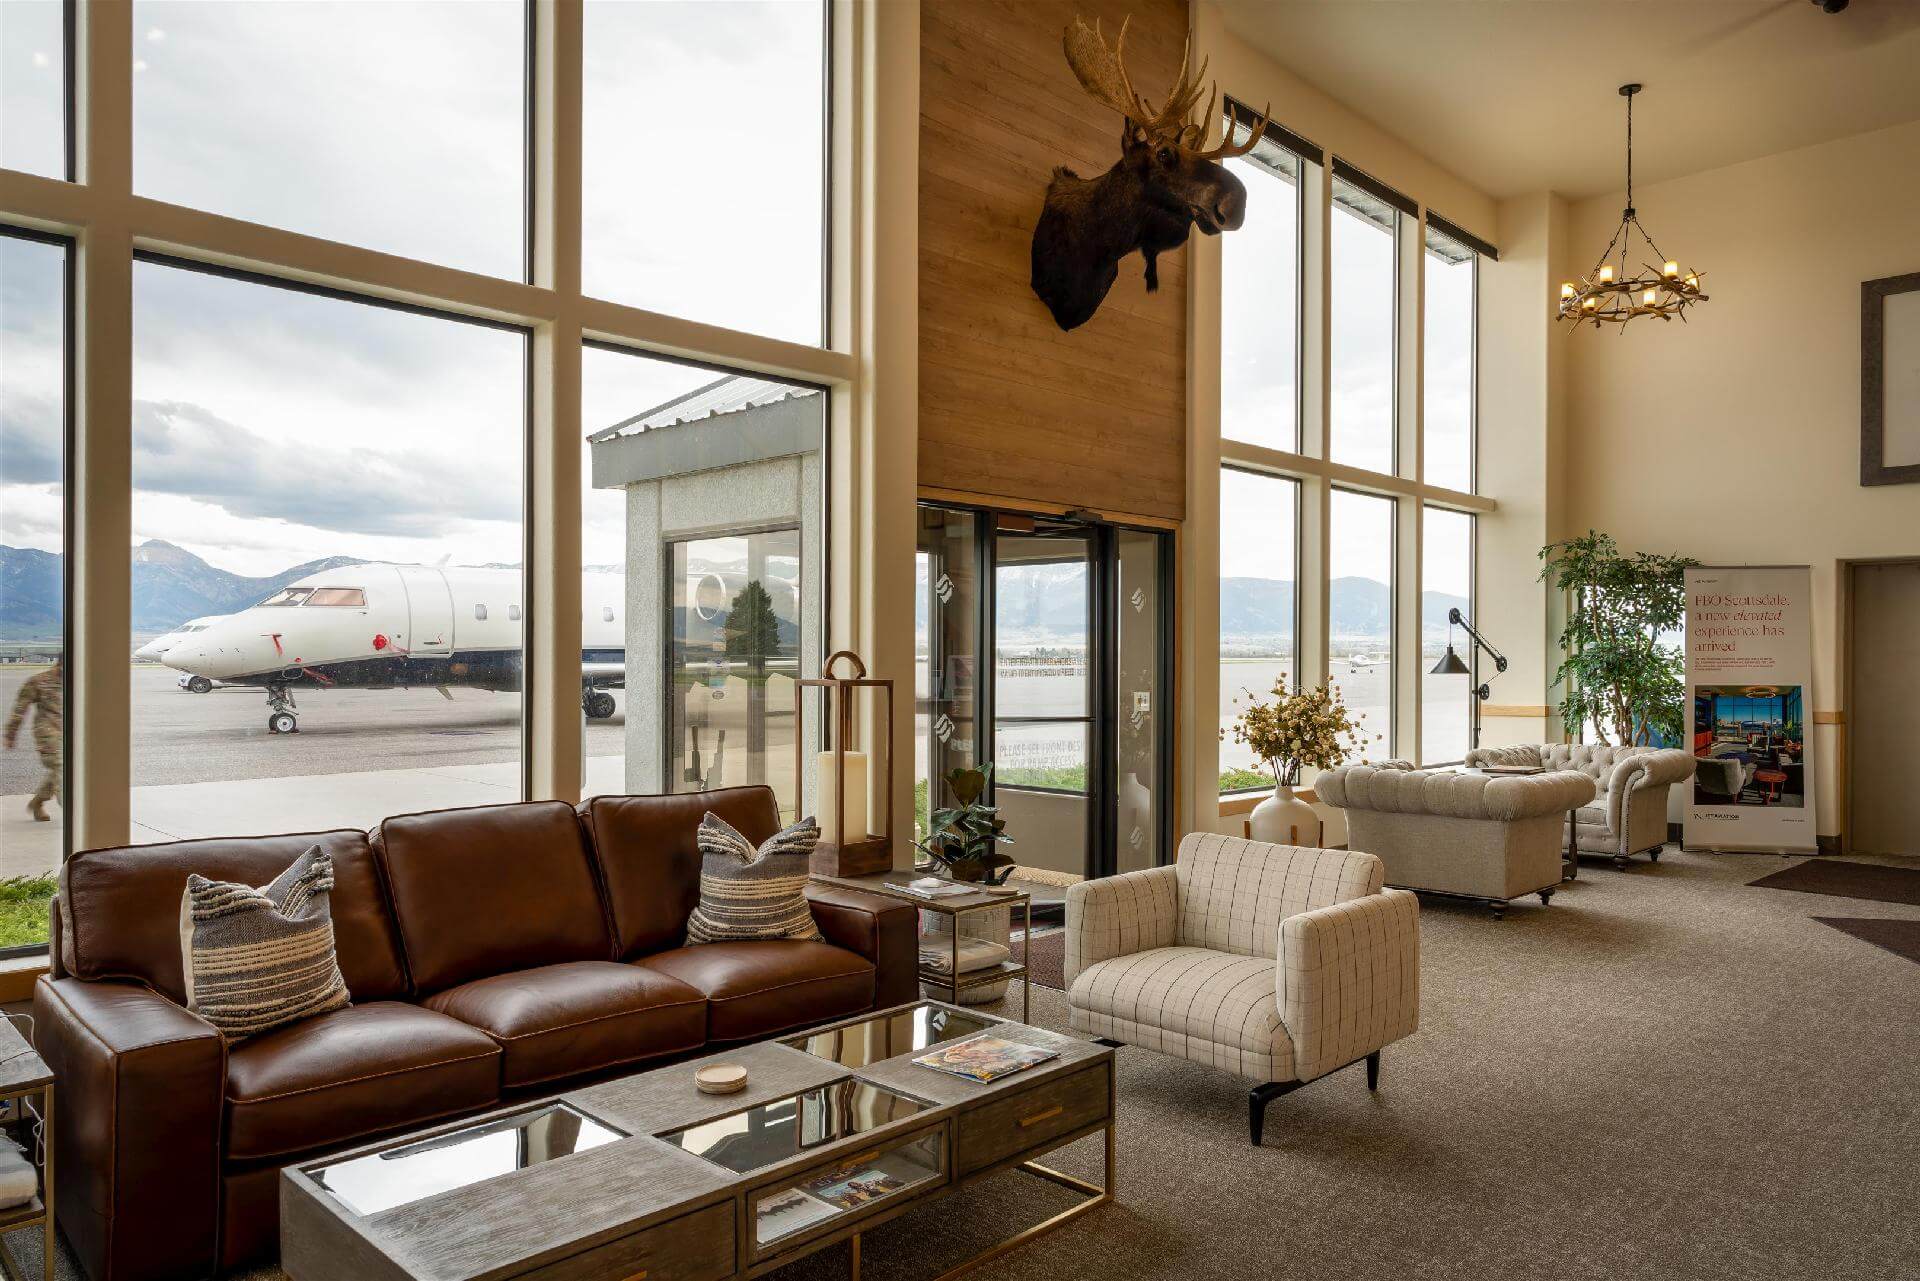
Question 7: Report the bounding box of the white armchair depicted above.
[1464,743,1695,870]
[1065,833,1419,1145]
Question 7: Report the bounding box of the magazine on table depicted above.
[912,1032,1058,1083]
[800,1161,912,1210]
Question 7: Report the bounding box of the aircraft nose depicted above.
[162,628,257,679]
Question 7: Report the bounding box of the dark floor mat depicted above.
[1025,927,1066,990]
[1814,917,1920,966]
[1746,858,1920,906]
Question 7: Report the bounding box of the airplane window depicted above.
[509,604,521,621]
[475,604,489,621]
[261,587,315,607]
[307,587,367,607]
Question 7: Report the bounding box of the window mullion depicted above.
[528,0,584,802]
[69,0,135,850]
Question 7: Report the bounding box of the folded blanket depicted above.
[918,936,1012,975]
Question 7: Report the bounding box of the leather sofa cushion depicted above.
[57,829,408,1005]
[376,801,613,992]
[225,1002,501,1161]
[425,961,707,1088]
[580,787,781,959]
[640,941,874,1042]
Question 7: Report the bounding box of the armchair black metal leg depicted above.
[1248,1081,1298,1146]
[1092,1037,1124,1048]
[1539,888,1554,906]
[1648,846,1662,862]
[1366,1051,1380,1091]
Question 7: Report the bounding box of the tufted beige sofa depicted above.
[1464,743,1695,869]
[1064,833,1419,1145]
[1316,763,1596,918]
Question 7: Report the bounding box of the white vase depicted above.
[1248,783,1320,847]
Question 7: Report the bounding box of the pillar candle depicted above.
[815,750,869,844]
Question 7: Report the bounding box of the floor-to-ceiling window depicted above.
[0,2,845,956]
[0,229,68,949]
[1214,114,1492,789]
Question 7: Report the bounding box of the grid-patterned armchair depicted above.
[1064,833,1419,1145]
[1463,743,1694,870]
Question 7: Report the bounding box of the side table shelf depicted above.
[0,1016,54,1281]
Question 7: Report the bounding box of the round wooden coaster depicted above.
[695,1063,749,1095]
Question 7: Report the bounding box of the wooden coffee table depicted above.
[281,1002,1114,1281]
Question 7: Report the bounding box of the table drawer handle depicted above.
[1018,1105,1064,1128]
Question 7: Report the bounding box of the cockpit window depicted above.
[260,587,315,607]
[307,587,367,607]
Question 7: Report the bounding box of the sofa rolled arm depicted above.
[1275,888,1420,1083]
[1464,743,1544,770]
[804,883,921,1010]
[1064,863,1179,990]
[33,976,227,1281]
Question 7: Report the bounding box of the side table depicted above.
[812,871,1033,1024]
[0,1016,53,1281]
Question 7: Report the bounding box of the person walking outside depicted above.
[5,658,63,822]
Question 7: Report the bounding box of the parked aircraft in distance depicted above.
[1345,652,1389,673]
[161,563,799,734]
[134,615,226,663]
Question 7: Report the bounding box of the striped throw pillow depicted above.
[686,814,823,944]
[178,846,349,1040]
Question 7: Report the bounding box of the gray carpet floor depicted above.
[9,846,1917,1280]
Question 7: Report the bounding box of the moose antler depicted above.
[1062,15,1271,160]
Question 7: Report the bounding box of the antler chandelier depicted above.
[1558,84,1707,329]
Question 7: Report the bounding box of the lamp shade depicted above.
[1430,645,1470,676]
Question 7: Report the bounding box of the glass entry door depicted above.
[916,504,1173,883]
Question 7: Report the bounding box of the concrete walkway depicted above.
[0,756,631,876]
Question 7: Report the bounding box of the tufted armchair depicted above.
[1064,833,1419,1145]
[1464,743,1695,869]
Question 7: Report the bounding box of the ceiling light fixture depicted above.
[1557,84,1708,330]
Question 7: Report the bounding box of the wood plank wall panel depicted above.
[919,0,1190,522]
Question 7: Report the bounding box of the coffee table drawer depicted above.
[954,1062,1110,1175]
[512,1201,734,1281]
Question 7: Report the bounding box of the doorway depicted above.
[1848,559,1920,856]
[916,504,1175,885]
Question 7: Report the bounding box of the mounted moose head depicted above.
[1031,17,1271,331]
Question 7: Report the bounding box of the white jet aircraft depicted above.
[161,564,629,734]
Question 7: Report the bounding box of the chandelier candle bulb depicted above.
[1663,261,1679,278]
[1598,264,1615,284]
[1642,288,1658,307]
[1561,282,1576,299]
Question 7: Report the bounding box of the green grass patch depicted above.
[1218,766,1273,795]
[0,875,57,950]
[994,764,1088,792]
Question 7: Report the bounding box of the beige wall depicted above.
[1563,119,1920,837]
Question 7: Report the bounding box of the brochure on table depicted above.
[1682,565,1818,853]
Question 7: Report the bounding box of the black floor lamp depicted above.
[1430,607,1506,750]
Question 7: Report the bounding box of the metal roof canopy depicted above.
[589,375,823,490]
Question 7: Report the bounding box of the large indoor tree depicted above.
[1539,532,1696,747]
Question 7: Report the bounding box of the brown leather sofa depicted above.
[33,786,917,1281]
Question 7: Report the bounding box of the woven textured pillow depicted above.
[178,845,349,1040]
[686,813,822,944]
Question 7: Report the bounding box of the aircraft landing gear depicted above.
[583,689,616,720]
[186,675,212,694]
[266,683,299,734]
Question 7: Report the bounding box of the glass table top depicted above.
[310,1102,624,1217]
[660,1078,927,1175]
[783,1003,998,1070]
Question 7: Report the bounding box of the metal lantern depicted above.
[795,650,895,877]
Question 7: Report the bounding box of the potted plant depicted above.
[1538,532,1696,745]
[1221,677,1371,845]
[914,764,1016,1005]
[914,763,1015,885]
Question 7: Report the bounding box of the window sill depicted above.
[0,954,49,1006]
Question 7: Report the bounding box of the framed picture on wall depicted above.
[1861,271,1920,487]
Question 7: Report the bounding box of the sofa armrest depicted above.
[1464,744,1543,770]
[1275,888,1420,1083]
[1064,864,1179,990]
[33,977,227,1281]
[1602,749,1693,834]
[804,883,920,1010]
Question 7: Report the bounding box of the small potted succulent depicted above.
[914,763,1016,885]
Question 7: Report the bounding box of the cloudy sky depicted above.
[1,0,823,582]
[3,0,1459,600]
